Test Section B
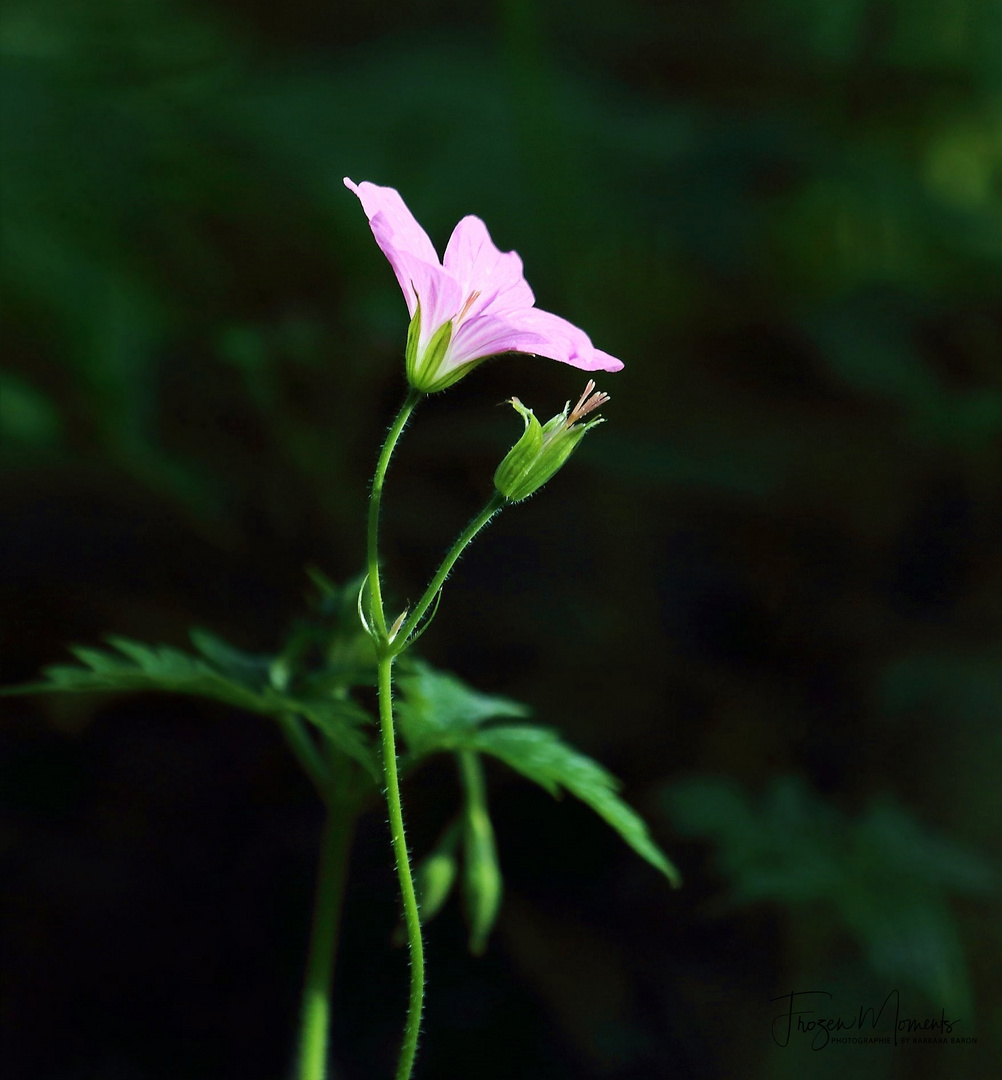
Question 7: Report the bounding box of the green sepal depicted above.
[406,303,456,393]
[493,399,544,501]
[404,304,422,381]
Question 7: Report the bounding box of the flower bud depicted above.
[494,380,610,503]
[414,846,459,926]
[463,802,502,956]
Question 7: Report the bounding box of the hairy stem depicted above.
[367,389,423,640]
[393,493,505,653]
[377,651,425,1080]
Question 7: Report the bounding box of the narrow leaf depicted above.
[471,725,681,887]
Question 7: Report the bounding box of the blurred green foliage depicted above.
[664,775,997,1014]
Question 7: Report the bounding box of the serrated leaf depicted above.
[189,628,272,690]
[469,725,680,887]
[69,645,133,674]
[21,638,265,713]
[394,660,530,756]
[102,636,160,668]
[6,636,381,782]
[279,694,380,783]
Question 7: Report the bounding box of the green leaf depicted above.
[280,694,379,783]
[394,660,530,756]
[273,572,378,695]
[469,725,681,887]
[21,637,266,713]
[189,628,273,691]
[6,636,381,782]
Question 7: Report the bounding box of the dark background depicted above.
[2,1,1000,1078]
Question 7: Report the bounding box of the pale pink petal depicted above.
[391,249,463,342]
[344,178,438,264]
[591,347,625,372]
[366,208,462,323]
[344,179,451,317]
[444,215,535,315]
[504,308,624,372]
[446,314,549,371]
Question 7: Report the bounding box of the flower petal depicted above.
[591,347,625,372]
[399,253,463,347]
[504,308,624,371]
[444,215,535,317]
[446,313,548,371]
[344,178,438,263]
[344,178,450,317]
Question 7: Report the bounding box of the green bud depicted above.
[411,819,462,928]
[415,848,459,926]
[463,802,503,956]
[493,380,609,503]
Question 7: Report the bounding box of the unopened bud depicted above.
[493,380,609,503]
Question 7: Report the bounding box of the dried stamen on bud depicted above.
[566,380,610,427]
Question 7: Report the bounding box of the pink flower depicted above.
[344,178,623,393]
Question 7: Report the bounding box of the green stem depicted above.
[367,389,423,639]
[458,748,487,810]
[377,651,425,1080]
[393,493,505,653]
[297,787,357,1080]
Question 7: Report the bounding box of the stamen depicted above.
[575,379,596,413]
[456,290,482,323]
[566,380,609,426]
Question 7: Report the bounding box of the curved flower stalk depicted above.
[344,178,624,392]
